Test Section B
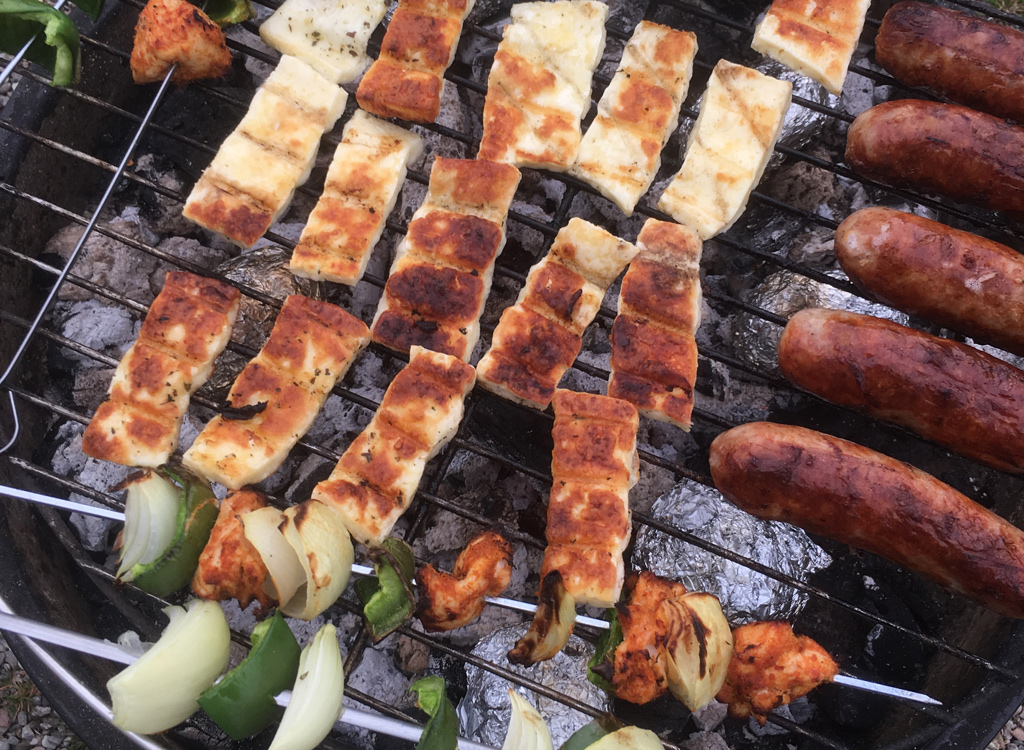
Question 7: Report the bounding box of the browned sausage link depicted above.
[709,422,1024,618]
[845,100,1024,213]
[876,1,1024,124]
[777,308,1024,474]
[835,207,1024,357]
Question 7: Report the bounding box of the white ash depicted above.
[348,645,412,709]
[47,218,161,304]
[683,730,731,750]
[632,478,831,624]
[459,625,611,748]
[153,236,232,271]
[742,698,814,738]
[57,300,138,365]
[49,422,127,551]
[73,366,114,412]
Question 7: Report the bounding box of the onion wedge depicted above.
[268,623,345,750]
[106,599,230,734]
[662,592,733,711]
[279,500,354,620]
[242,506,305,607]
[502,691,552,750]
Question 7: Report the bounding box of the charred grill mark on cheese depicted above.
[477,218,638,410]
[609,219,702,431]
[183,56,346,248]
[83,272,240,468]
[356,0,474,123]
[182,295,369,490]
[572,21,697,215]
[478,0,609,171]
[312,346,475,546]
[371,157,521,361]
[290,111,423,287]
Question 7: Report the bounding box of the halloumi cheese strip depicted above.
[572,21,697,215]
[657,60,792,240]
[477,0,608,171]
[183,295,370,490]
[312,346,476,546]
[356,0,476,123]
[82,272,241,467]
[290,111,424,286]
[541,389,639,607]
[183,56,347,248]
[260,0,387,84]
[476,218,638,410]
[609,219,703,430]
[752,0,870,95]
[371,157,522,360]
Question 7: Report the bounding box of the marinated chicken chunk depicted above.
[192,489,272,610]
[130,0,231,85]
[717,621,839,723]
[612,572,688,704]
[417,530,513,631]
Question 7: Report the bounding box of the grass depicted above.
[0,668,39,716]
[987,0,1024,15]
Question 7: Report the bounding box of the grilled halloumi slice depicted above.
[184,56,347,248]
[357,0,475,123]
[82,272,241,467]
[609,219,703,430]
[260,0,386,84]
[371,157,521,360]
[752,0,871,95]
[540,389,639,608]
[478,0,608,170]
[290,111,423,286]
[476,218,638,410]
[657,60,792,240]
[312,345,476,546]
[573,21,697,215]
[183,295,369,489]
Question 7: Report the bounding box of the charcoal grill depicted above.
[4,0,1024,748]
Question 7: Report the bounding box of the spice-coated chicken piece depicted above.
[612,572,688,704]
[717,621,838,723]
[130,0,232,85]
[192,489,273,611]
[416,530,514,631]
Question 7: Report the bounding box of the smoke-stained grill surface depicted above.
[4,1,1024,749]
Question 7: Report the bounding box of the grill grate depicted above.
[3,1,1024,748]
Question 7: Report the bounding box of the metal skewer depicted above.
[0,610,497,750]
[0,484,944,708]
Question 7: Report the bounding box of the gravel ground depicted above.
[0,636,83,750]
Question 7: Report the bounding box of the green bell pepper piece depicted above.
[201,0,254,26]
[354,537,416,642]
[410,675,457,750]
[130,467,219,598]
[197,611,301,740]
[560,717,624,750]
[0,0,80,86]
[587,607,623,692]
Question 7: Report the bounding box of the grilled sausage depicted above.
[709,422,1024,618]
[845,100,1024,214]
[778,308,1024,474]
[876,2,1024,124]
[835,207,1024,357]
